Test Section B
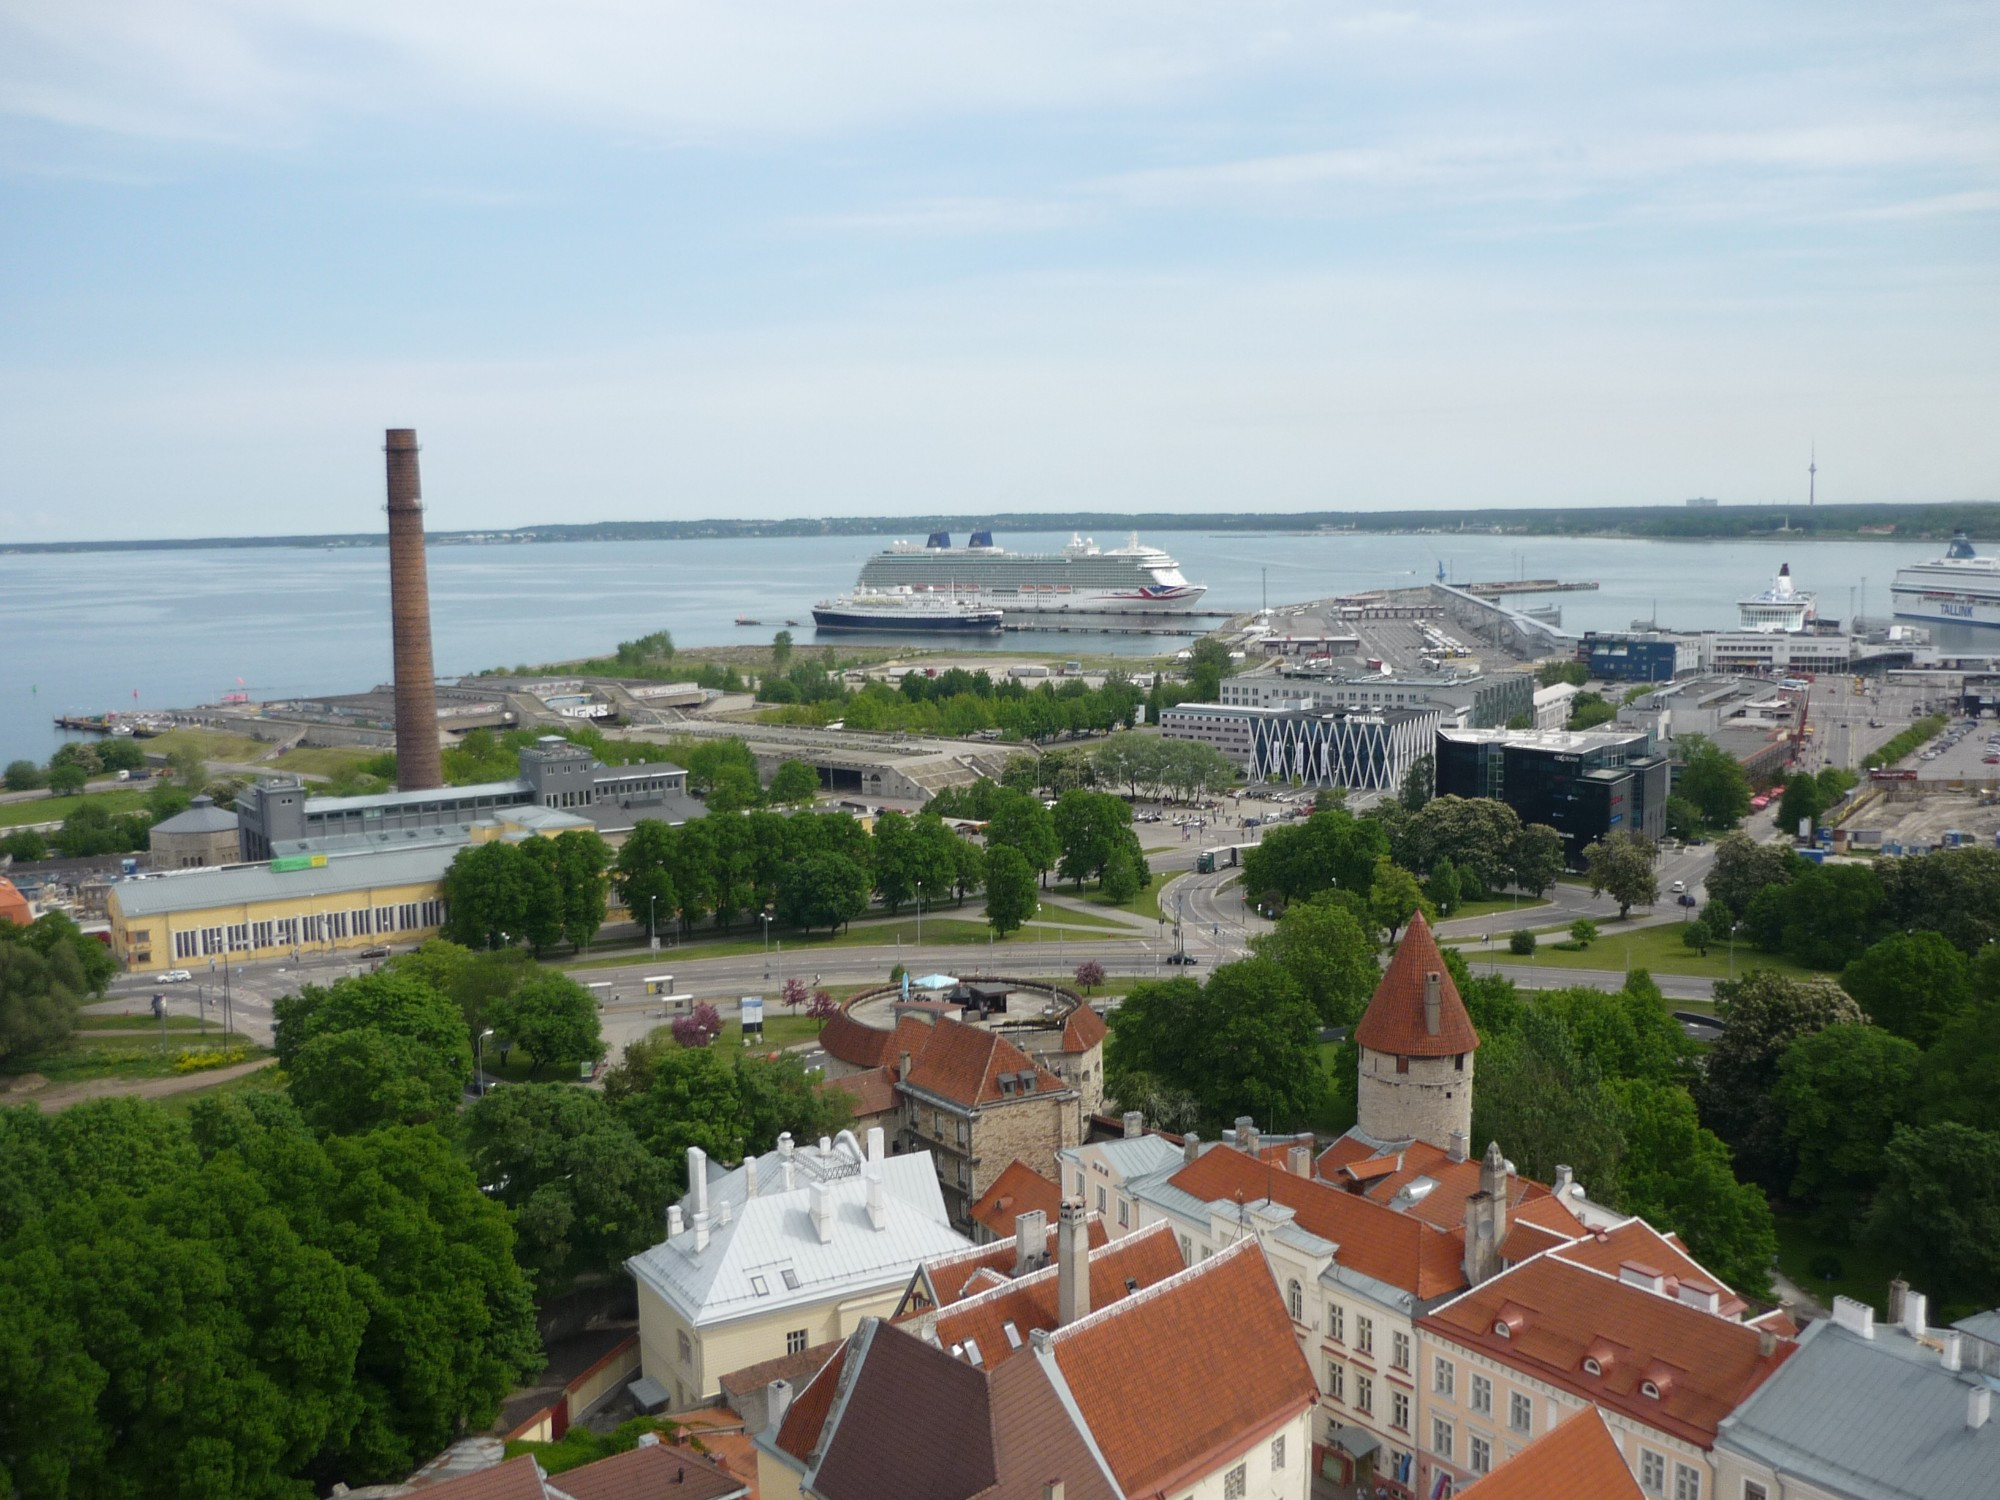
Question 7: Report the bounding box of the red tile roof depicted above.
[1420,1253,1792,1449]
[1551,1221,1745,1316]
[1457,1405,1645,1500]
[818,1010,936,1071]
[717,1336,846,1401]
[409,1455,548,1500]
[1047,1239,1318,1497]
[933,1222,1186,1370]
[806,1322,998,1500]
[552,1440,747,1500]
[1059,1005,1108,1052]
[910,1216,1109,1310]
[982,1354,1119,1500]
[968,1160,1064,1241]
[773,1341,847,1465]
[903,1015,1068,1110]
[1171,1145,1469,1300]
[823,1065,898,1119]
[1353,911,1481,1057]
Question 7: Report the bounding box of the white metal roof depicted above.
[627,1135,968,1329]
[108,842,460,917]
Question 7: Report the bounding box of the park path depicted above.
[7,1057,276,1114]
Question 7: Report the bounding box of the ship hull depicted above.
[811,606,1004,633]
[855,544,1206,612]
[1890,584,2000,628]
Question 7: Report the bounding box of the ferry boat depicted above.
[852,530,1205,614]
[1737,563,1816,633]
[1892,531,2000,629]
[811,589,1005,634]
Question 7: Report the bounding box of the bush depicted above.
[670,1003,722,1048]
[1569,919,1598,947]
[1509,929,1537,956]
[171,1045,254,1073]
[1863,715,1947,770]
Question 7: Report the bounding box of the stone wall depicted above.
[1355,1047,1473,1151]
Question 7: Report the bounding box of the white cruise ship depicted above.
[1892,532,2000,629]
[1737,562,1816,633]
[852,530,1206,614]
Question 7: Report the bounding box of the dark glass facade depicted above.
[1435,730,1668,867]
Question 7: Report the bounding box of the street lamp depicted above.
[476,1028,495,1095]
[649,894,658,951]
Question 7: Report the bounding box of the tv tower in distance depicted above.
[1808,444,1817,508]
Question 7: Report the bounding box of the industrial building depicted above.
[1580,627,1853,682]
[1220,668,1532,729]
[235,735,700,859]
[1435,726,1668,865]
[1581,632,1698,684]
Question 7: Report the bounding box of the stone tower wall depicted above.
[1355,1047,1473,1151]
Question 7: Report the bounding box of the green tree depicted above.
[1675,734,1752,830]
[1399,753,1435,812]
[1401,797,1522,894]
[1664,795,1701,841]
[1840,931,1972,1047]
[1425,857,1462,917]
[1864,1123,2000,1303]
[488,973,604,1078]
[1582,830,1658,919]
[463,1084,672,1292]
[442,841,541,950]
[0,938,85,1063]
[46,761,87,796]
[1877,846,2000,955]
[1703,830,1797,917]
[95,738,147,773]
[275,971,473,1132]
[1567,691,1617,730]
[49,742,101,776]
[1536,660,1589,688]
[1509,928,1537,956]
[767,758,820,807]
[1249,894,1379,1027]
[986,787,1060,888]
[1917,1001,2000,1133]
[166,743,208,790]
[1053,789,1130,889]
[983,846,1039,936]
[1568,918,1598,947]
[1185,637,1233,701]
[1104,976,1204,1094]
[1682,918,1711,955]
[777,853,871,933]
[1509,822,1566,896]
[1471,1008,1626,1197]
[1775,773,1829,837]
[551,829,613,950]
[1774,1024,1920,1227]
[1367,856,1432,943]
[1696,971,1864,1191]
[1100,843,1142,903]
[613,820,682,942]
[1609,1078,1776,1297]
[1193,959,1327,1131]
[1775,862,1885,970]
[3,758,42,791]
[771,629,794,668]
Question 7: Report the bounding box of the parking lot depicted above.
[1916,715,2000,783]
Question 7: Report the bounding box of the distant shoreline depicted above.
[4,500,1994,555]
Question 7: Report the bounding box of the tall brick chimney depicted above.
[384,428,442,791]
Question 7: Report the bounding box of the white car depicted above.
[155,969,192,983]
[1670,880,1686,894]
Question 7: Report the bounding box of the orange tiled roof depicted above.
[1420,1253,1792,1449]
[553,1439,747,1500]
[818,1010,936,1071]
[933,1222,1185,1370]
[1059,1004,1108,1052]
[903,1015,1068,1110]
[912,1215,1111,1309]
[1170,1145,1469,1300]
[1353,911,1481,1057]
[406,1455,547,1500]
[773,1341,847,1465]
[1458,1405,1645,1500]
[824,1065,898,1119]
[1047,1239,1318,1497]
[1551,1221,1745,1316]
[968,1159,1064,1241]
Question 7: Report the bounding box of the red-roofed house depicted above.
[1417,1248,1792,1500]
[965,1157,1063,1244]
[1457,1405,1645,1500]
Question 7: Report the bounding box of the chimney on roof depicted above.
[1423,971,1442,1035]
[692,1210,710,1253]
[810,1183,834,1245]
[688,1147,710,1217]
[899,1050,912,1082]
[865,1170,887,1231]
[717,1199,733,1227]
[1552,1164,1574,1200]
[779,1131,794,1157]
[1902,1288,1929,1339]
[1942,1332,1964,1372]
[745,1158,759,1200]
[765,1378,793,1436]
[1618,1262,1666,1296]
[1678,1282,1721,1315]
[1462,1141,1510,1287]
[636,1432,660,1449]
[1758,1329,1778,1358]
[1888,1278,1909,1324]
[1183,1130,1202,1166]
[1122,1110,1143,1139]
[1236,1117,1259,1156]
[867,1126,885,1163]
[1015,1209,1048,1275]
[667,1205,683,1240]
[1057,1198,1091,1325]
[1448,1130,1468,1164]
[1044,1483,1065,1500]
[1970,1386,1992,1431]
[1831,1296,1876,1340]
[1288,1144,1312,1177]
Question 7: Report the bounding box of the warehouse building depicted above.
[1436,726,1668,866]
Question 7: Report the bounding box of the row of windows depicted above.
[168,899,444,960]
[1210,1432,1286,1500]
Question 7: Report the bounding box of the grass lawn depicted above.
[1084,869,1172,923]
[146,727,275,764]
[1449,895,1554,922]
[3,1033,264,1083]
[77,1014,223,1032]
[156,1062,285,1116]
[1772,1213,1903,1317]
[1446,920,1821,981]
[1023,903,1132,931]
[0,787,151,828]
[270,744,383,778]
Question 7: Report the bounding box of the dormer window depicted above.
[1640,1380,1662,1400]
[1583,1357,1602,1376]
[1493,1320,1512,1339]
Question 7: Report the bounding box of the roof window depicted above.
[781,1268,800,1291]
[1640,1380,1661,1400]
[750,1275,769,1296]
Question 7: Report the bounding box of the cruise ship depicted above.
[852,531,1206,614]
[1737,562,1816,632]
[810,589,1004,634]
[1892,531,2000,629]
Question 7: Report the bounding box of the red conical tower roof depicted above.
[1354,910,1480,1057]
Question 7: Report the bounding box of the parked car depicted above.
[1677,893,1698,908]
[359,945,391,959]
[155,969,192,983]
[1166,952,1201,966]
[1670,879,1686,894]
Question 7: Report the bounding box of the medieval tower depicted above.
[1352,911,1480,1151]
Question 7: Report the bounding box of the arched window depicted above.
[1288,1280,1304,1322]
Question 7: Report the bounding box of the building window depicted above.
[1391,1391,1410,1431]
[1743,1486,1768,1500]
[1270,1434,1285,1470]
[1096,1186,1106,1213]
[1179,1234,1191,1262]
[251,920,274,950]
[676,1330,692,1365]
[1328,1304,1344,1344]
[1470,1373,1491,1415]
[399,903,418,931]
[1509,1392,1532,1435]
[1287,1280,1304,1322]
[1355,1374,1373,1416]
[1327,1361,1344,1403]
[1640,1449,1665,1494]
[1392,1331,1411,1371]
[226,924,250,952]
[1223,1463,1246,1500]
[786,1329,808,1355]
[275,917,298,948]
[1432,1417,1453,1461]
[173,930,199,960]
[1434,1356,1455,1399]
[201,926,224,956]
[376,905,395,933]
[1356,1315,1373,1356]
[1469,1435,1491,1476]
[1674,1464,1701,1500]
[1117,1199,1129,1228]
[327,911,348,940]
[352,908,371,936]
[1076,1171,1087,1196]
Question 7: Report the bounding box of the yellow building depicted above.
[106,842,459,972]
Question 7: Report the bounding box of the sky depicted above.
[1,1,1996,539]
